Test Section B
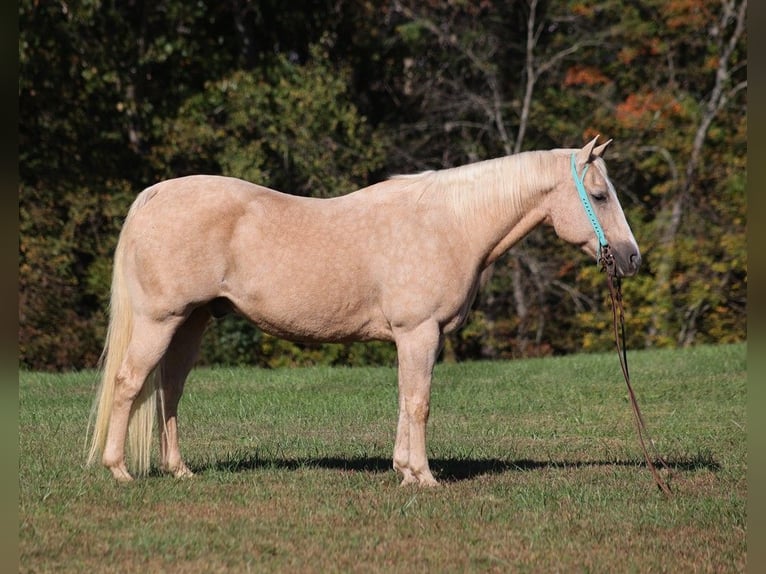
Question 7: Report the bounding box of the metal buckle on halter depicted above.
[598,244,617,277]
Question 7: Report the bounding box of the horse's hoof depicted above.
[399,475,418,487]
[173,465,194,479]
[109,465,134,482]
[160,462,194,478]
[397,469,439,487]
[417,473,440,487]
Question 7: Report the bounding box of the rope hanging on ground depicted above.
[599,246,673,496]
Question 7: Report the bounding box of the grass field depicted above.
[19,343,746,572]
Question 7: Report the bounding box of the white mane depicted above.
[392,150,559,220]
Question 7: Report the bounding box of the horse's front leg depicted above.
[393,321,442,487]
[393,392,416,484]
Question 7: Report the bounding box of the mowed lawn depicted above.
[19,343,746,573]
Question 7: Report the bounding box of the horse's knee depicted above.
[405,398,430,423]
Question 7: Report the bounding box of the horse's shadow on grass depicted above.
[191,453,719,482]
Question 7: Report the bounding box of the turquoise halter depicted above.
[571,153,608,259]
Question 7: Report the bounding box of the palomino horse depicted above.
[87,136,640,485]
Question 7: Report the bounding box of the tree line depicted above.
[19,0,747,371]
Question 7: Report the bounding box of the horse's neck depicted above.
[431,151,559,265]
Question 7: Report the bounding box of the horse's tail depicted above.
[86,188,161,476]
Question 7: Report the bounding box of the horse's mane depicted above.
[391,150,559,219]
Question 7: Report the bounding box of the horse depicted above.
[86,136,640,486]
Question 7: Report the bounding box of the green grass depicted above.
[19,343,746,572]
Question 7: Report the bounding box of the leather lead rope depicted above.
[572,151,672,494]
[600,246,673,496]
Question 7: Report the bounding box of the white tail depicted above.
[86,192,161,476]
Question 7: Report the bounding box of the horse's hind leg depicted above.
[102,315,182,481]
[157,306,211,478]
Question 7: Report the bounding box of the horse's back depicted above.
[120,175,392,338]
[127,175,314,247]
[136,174,279,213]
[119,173,476,341]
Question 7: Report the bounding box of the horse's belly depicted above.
[229,286,392,343]
[242,306,393,344]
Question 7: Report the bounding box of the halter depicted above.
[571,153,608,261]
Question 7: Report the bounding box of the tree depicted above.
[18,1,388,369]
[571,0,747,350]
[152,47,386,197]
[18,0,747,370]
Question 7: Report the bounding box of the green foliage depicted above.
[18,0,747,370]
[19,179,137,369]
[153,46,387,197]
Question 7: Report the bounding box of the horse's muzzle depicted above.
[613,244,641,277]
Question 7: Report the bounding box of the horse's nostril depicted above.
[630,252,641,270]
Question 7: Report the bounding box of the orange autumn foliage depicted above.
[615,91,685,130]
[563,65,611,87]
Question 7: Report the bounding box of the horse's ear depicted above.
[577,135,600,165]
[592,138,613,158]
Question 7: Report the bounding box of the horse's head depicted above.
[544,137,641,277]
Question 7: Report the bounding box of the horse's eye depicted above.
[591,192,608,203]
